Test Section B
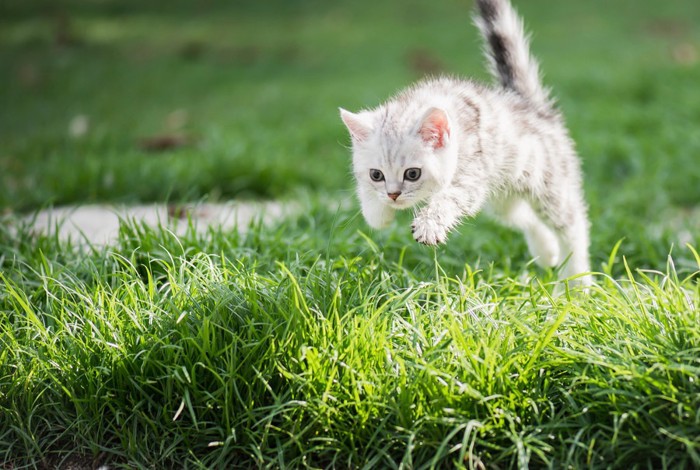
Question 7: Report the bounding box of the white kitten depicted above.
[340,0,591,286]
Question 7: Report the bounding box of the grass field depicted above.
[1,0,700,468]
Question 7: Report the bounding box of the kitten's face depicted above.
[352,131,444,209]
[340,106,456,210]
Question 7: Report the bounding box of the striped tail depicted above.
[474,0,553,110]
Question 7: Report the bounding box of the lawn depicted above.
[1,0,700,468]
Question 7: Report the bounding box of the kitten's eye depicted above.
[369,169,384,182]
[404,168,422,182]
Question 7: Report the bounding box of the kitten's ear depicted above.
[418,107,450,150]
[340,108,373,142]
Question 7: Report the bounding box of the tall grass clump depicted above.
[1,215,698,468]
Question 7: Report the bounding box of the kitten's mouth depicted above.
[376,192,414,209]
[386,198,413,209]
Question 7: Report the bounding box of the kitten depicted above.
[339,0,591,286]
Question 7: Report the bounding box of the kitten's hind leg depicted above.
[554,218,592,287]
[534,194,592,287]
[489,198,560,267]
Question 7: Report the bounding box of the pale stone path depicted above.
[21,201,291,246]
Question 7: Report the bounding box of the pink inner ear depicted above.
[419,108,450,149]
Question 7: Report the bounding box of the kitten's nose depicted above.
[387,192,401,201]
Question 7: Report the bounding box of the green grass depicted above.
[1,213,699,468]
[1,0,700,468]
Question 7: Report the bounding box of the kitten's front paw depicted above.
[411,216,448,246]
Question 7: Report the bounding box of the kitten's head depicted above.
[340,105,458,210]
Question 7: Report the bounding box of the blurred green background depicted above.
[1,0,699,260]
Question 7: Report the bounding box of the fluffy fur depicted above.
[340,0,591,286]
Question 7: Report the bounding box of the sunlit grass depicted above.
[1,208,699,467]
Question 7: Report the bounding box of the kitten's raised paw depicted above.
[411,217,448,246]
